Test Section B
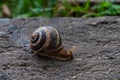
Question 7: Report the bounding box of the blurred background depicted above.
[0,0,120,18]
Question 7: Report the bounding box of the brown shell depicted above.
[30,26,63,54]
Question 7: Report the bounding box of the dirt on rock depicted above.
[0,17,120,80]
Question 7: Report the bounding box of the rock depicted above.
[0,72,9,80]
[0,17,119,80]
[0,18,10,23]
[0,31,8,38]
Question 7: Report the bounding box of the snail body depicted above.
[30,26,74,60]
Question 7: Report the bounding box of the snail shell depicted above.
[30,26,74,60]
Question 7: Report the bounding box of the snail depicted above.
[30,26,76,60]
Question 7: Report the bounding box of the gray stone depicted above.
[0,31,8,38]
[0,16,120,80]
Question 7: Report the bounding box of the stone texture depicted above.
[0,16,120,80]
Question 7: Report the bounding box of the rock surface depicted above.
[0,17,120,80]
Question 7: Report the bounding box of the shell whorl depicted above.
[30,26,63,54]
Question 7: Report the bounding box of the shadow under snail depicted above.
[30,26,76,60]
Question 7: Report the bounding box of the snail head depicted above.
[47,46,77,61]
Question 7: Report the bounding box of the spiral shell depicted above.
[30,26,63,54]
